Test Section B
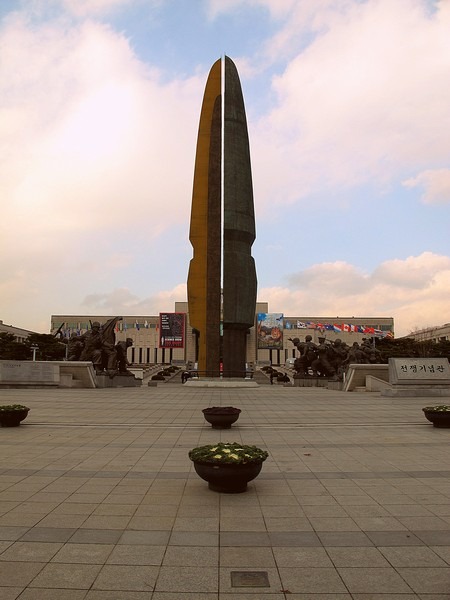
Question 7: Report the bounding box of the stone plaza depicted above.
[1,376,450,598]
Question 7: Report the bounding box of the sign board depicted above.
[159,313,185,348]
[257,313,283,350]
[0,361,59,384]
[389,358,450,386]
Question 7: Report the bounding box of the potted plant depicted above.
[189,442,268,493]
[202,406,241,429]
[0,405,30,427]
[423,405,450,428]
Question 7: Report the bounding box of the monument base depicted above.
[185,378,259,388]
[293,377,338,388]
[96,374,142,388]
[381,386,450,398]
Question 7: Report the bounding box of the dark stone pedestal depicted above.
[96,375,142,388]
[293,377,338,388]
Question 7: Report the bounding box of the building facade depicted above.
[403,323,450,343]
[0,320,35,343]
[51,306,394,367]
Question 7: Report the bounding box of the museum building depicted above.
[51,303,394,368]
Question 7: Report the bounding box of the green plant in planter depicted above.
[202,406,241,415]
[0,404,30,427]
[189,442,269,493]
[422,405,450,428]
[0,404,29,413]
[189,442,268,464]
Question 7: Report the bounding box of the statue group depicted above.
[57,317,134,378]
[289,335,383,381]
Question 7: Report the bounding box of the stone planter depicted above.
[423,407,450,428]
[0,406,30,427]
[202,407,241,429]
[192,460,264,493]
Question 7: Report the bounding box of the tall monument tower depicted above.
[187,56,257,376]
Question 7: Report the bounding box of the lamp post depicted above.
[30,344,39,361]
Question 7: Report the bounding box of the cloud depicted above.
[403,169,450,205]
[260,252,450,336]
[1,15,203,235]
[80,284,187,315]
[250,0,450,208]
[0,12,203,319]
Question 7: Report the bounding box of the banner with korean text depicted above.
[159,313,185,348]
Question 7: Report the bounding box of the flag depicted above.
[135,320,140,331]
[324,324,334,331]
[124,322,127,331]
[333,324,342,332]
[342,323,351,332]
[297,321,307,329]
[356,325,364,333]
[144,320,149,328]
[364,327,375,334]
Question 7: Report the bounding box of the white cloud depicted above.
[0,13,203,299]
[80,284,187,315]
[260,252,450,336]
[250,0,450,208]
[403,169,450,205]
[1,16,202,234]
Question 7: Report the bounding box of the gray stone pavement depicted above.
[0,381,450,599]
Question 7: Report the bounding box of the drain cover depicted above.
[231,571,270,587]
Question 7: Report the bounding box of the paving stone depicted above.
[1,384,450,598]
[337,567,414,593]
[119,530,170,545]
[162,545,218,566]
[379,545,448,567]
[0,542,62,562]
[0,562,45,587]
[0,587,23,600]
[17,590,88,599]
[277,567,348,593]
[220,546,275,567]
[51,543,114,564]
[317,531,374,546]
[20,528,76,543]
[29,563,102,589]
[0,527,30,541]
[397,567,450,594]
[106,544,165,565]
[155,566,217,593]
[169,531,218,546]
[273,546,333,567]
[92,564,158,592]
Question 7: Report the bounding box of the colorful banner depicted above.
[282,319,393,338]
[257,313,284,349]
[159,313,185,348]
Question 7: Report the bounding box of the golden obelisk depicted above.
[187,57,256,376]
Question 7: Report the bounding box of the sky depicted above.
[1,0,449,338]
